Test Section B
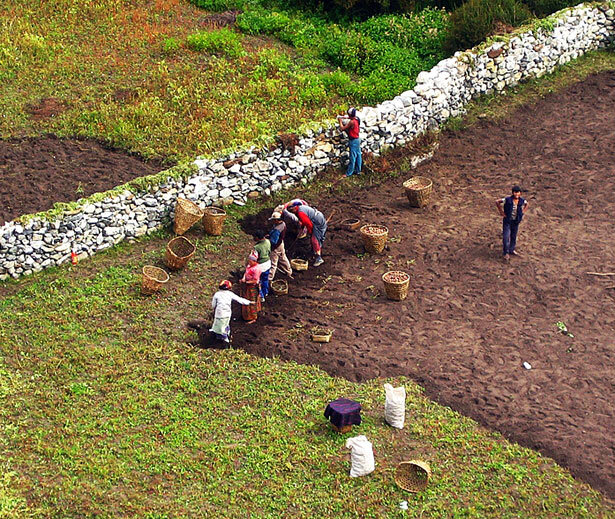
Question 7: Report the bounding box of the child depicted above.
[240,253,262,323]
[209,280,252,343]
[252,229,271,301]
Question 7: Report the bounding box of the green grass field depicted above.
[0,0,357,161]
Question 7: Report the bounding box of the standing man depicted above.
[268,211,293,281]
[287,202,327,267]
[495,185,529,261]
[338,107,362,177]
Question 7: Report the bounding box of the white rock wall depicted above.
[0,2,613,280]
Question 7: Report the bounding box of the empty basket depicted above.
[203,206,227,236]
[395,460,431,493]
[360,224,388,254]
[174,198,204,235]
[141,265,170,295]
[290,258,308,271]
[340,218,361,231]
[311,328,332,343]
[382,271,410,301]
[165,236,196,271]
[403,176,433,208]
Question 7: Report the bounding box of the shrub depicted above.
[447,0,532,51]
[358,8,450,58]
[189,0,244,10]
[186,28,245,58]
[236,9,292,35]
[162,37,181,55]
[355,70,413,102]
[520,0,579,17]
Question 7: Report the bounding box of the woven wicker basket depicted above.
[141,265,169,295]
[360,224,389,254]
[382,271,410,301]
[403,176,433,208]
[271,279,288,295]
[395,460,431,493]
[290,258,308,271]
[174,198,204,235]
[311,329,332,343]
[332,424,352,433]
[340,218,361,231]
[203,206,227,236]
[165,236,196,271]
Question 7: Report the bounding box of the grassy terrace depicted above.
[3,49,615,514]
[0,0,354,161]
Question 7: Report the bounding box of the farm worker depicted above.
[268,211,293,281]
[275,198,309,238]
[287,202,327,267]
[495,185,529,262]
[252,229,271,301]
[240,253,262,323]
[338,107,362,177]
[209,280,252,343]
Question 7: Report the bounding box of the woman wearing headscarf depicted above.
[209,280,252,343]
[274,198,309,238]
[287,202,327,267]
[240,253,262,323]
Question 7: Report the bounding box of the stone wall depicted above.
[1,2,613,280]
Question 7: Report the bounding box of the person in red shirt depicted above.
[338,107,362,177]
[240,253,262,323]
[288,203,327,267]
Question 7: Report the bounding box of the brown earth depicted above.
[234,71,615,497]
[0,135,167,225]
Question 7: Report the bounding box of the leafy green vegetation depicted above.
[446,0,532,50]
[0,0,354,161]
[186,27,246,57]
[235,7,451,102]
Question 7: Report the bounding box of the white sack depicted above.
[384,383,406,429]
[345,435,375,477]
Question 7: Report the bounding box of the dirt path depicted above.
[234,71,615,497]
[0,135,167,225]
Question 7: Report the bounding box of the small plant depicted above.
[186,28,245,58]
[162,36,181,55]
[556,321,574,338]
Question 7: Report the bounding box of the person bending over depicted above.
[287,202,327,267]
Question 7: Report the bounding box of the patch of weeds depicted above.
[162,36,181,55]
[186,28,245,58]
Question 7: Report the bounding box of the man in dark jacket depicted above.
[495,185,529,261]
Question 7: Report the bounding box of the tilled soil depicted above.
[234,71,615,497]
[0,135,167,225]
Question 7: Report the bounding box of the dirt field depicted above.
[0,135,166,225]
[234,71,615,497]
